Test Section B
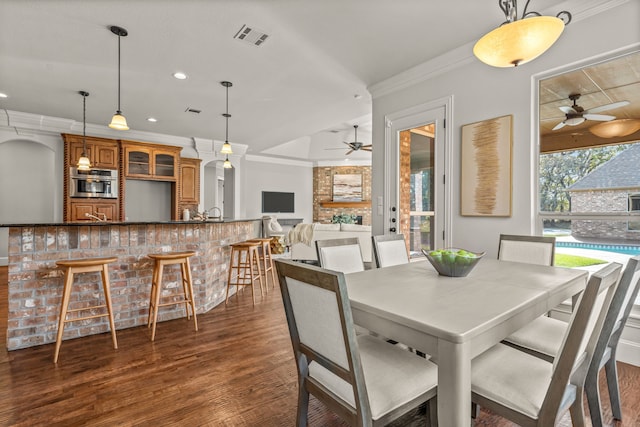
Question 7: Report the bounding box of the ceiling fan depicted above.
[342,125,372,155]
[552,93,629,131]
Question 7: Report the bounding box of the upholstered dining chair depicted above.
[372,234,409,268]
[274,259,438,426]
[498,234,556,266]
[503,256,640,426]
[316,237,365,274]
[471,262,622,427]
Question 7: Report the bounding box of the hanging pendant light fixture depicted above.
[220,81,233,155]
[220,81,233,168]
[77,91,91,171]
[108,25,129,130]
[473,0,572,68]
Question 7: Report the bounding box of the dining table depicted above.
[346,258,588,427]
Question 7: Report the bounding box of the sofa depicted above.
[288,223,372,263]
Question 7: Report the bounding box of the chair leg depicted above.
[428,397,438,427]
[183,257,198,332]
[53,268,74,363]
[296,384,310,427]
[585,369,604,427]
[225,249,236,305]
[100,264,118,350]
[569,387,586,427]
[604,357,622,420]
[150,263,164,341]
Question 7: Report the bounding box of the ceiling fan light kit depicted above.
[108,25,129,131]
[589,119,640,139]
[473,0,571,67]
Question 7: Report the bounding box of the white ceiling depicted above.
[0,0,604,160]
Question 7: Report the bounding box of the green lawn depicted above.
[554,253,607,268]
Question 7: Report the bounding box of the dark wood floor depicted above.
[1,266,638,426]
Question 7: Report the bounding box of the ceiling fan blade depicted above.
[552,121,566,131]
[559,106,577,114]
[325,147,347,150]
[586,100,630,114]
[584,113,615,122]
[345,149,354,155]
[343,141,353,147]
[362,147,373,152]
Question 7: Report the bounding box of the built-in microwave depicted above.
[69,167,118,198]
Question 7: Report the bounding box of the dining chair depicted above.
[372,234,409,268]
[316,237,365,274]
[274,259,438,426]
[471,262,622,427]
[503,256,640,426]
[497,234,556,266]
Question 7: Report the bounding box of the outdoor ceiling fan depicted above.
[552,93,629,131]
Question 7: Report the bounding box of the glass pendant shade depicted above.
[221,141,233,154]
[589,119,640,138]
[77,155,91,171]
[473,16,565,67]
[223,156,232,169]
[109,112,129,130]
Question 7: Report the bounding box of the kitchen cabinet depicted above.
[63,134,119,169]
[178,158,201,203]
[69,200,118,222]
[122,141,182,181]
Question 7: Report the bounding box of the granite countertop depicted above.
[0,219,261,227]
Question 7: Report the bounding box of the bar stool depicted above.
[147,251,198,341]
[247,238,277,292]
[226,241,263,305]
[54,256,119,363]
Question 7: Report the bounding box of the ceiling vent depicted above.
[234,24,269,46]
[185,108,201,114]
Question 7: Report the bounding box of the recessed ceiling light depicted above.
[173,72,188,80]
[0,92,8,98]
[147,117,157,122]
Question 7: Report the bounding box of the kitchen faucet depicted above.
[206,206,222,220]
[85,212,106,222]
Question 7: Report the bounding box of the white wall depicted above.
[371,1,640,259]
[243,155,313,223]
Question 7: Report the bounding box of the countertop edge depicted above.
[0,219,261,227]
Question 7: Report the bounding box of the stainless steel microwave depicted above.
[69,167,118,198]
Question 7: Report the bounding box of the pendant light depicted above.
[473,0,572,68]
[221,81,233,168]
[108,25,129,130]
[77,91,91,171]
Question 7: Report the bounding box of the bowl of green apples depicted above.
[421,248,485,277]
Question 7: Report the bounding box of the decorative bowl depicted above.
[421,248,485,277]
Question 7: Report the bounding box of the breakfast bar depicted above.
[3,219,260,350]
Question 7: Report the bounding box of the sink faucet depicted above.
[207,206,222,220]
[85,212,106,222]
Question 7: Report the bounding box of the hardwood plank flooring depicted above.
[0,266,638,426]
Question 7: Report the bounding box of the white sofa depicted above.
[288,223,372,263]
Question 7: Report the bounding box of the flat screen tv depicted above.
[262,191,295,213]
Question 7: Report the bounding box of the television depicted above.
[262,191,295,213]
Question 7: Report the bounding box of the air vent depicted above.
[234,24,269,46]
[185,108,201,114]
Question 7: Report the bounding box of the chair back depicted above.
[498,234,556,266]
[274,259,372,423]
[316,237,365,274]
[372,234,409,268]
[540,262,621,423]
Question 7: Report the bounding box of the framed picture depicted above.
[333,174,362,202]
[460,115,512,217]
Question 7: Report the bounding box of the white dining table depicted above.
[346,258,588,427]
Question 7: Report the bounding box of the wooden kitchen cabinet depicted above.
[179,158,201,203]
[122,141,182,180]
[63,134,119,169]
[69,200,118,222]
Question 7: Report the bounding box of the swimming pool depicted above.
[556,241,640,256]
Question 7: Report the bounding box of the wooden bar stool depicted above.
[147,251,198,341]
[54,256,119,363]
[247,238,277,292]
[225,241,263,305]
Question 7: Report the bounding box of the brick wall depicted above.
[6,221,256,350]
[570,189,640,240]
[313,165,371,225]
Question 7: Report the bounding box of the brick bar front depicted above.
[6,221,258,350]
